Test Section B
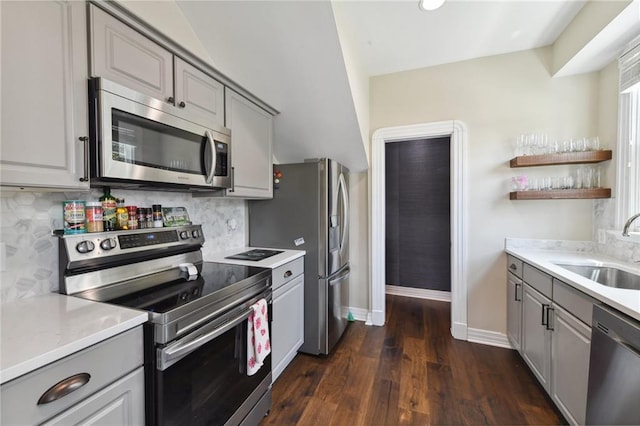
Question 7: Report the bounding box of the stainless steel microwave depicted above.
[89,78,231,191]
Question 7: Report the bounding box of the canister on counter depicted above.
[63,200,86,234]
[86,202,104,233]
[127,206,138,230]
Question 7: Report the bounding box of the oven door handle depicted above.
[158,307,253,371]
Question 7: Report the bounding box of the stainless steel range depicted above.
[58,225,273,425]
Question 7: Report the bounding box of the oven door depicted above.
[93,78,231,189]
[151,291,272,425]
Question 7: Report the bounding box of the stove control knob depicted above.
[180,231,189,240]
[100,238,117,251]
[191,230,200,239]
[76,241,95,254]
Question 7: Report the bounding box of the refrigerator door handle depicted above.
[338,173,349,253]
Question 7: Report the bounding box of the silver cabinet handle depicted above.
[37,373,91,405]
[78,136,89,182]
[228,166,235,192]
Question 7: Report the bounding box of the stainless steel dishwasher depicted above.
[585,304,640,425]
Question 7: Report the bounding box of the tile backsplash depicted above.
[593,199,640,263]
[0,189,246,303]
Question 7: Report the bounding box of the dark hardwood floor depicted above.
[262,295,565,426]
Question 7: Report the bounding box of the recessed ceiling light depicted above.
[419,0,446,11]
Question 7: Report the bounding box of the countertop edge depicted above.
[506,248,640,321]
[205,247,306,269]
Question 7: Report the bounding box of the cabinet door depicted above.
[272,274,304,382]
[521,283,552,392]
[90,5,173,104]
[0,0,89,189]
[506,273,523,352]
[225,88,273,199]
[550,305,591,426]
[174,58,224,129]
[43,368,145,426]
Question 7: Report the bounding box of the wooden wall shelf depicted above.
[509,188,611,200]
[510,150,612,168]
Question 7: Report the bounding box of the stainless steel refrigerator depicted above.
[249,159,350,355]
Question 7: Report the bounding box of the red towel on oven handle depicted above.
[247,298,270,376]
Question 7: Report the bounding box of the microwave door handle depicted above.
[204,130,216,185]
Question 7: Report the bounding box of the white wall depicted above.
[368,47,609,334]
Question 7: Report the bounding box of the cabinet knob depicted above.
[284,270,292,278]
[509,263,517,271]
[167,96,175,104]
[178,101,186,108]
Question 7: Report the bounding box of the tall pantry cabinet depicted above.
[1,1,90,189]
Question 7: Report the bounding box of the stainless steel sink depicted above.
[555,264,640,290]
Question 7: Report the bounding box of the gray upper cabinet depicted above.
[90,5,224,129]
[90,5,173,104]
[225,88,274,199]
[174,58,224,129]
[1,0,90,190]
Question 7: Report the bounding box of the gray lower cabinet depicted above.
[521,283,552,392]
[271,257,304,382]
[1,327,144,425]
[1,0,90,189]
[509,257,595,426]
[550,303,591,426]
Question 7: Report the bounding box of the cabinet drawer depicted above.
[553,278,596,326]
[523,263,553,298]
[272,257,304,291]
[507,255,523,278]
[1,327,143,425]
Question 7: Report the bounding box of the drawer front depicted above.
[553,278,596,326]
[523,263,553,298]
[1,327,143,425]
[507,255,524,278]
[272,257,304,290]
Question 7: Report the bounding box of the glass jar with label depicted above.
[86,202,104,233]
[116,198,129,230]
[100,188,117,231]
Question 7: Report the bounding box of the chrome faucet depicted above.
[622,212,640,237]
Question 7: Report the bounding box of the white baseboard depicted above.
[348,307,373,325]
[467,327,513,349]
[385,285,452,302]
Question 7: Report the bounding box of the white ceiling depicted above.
[335,0,586,76]
[175,1,598,172]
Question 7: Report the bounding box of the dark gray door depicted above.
[385,137,451,291]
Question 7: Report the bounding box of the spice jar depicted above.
[152,204,163,228]
[116,198,129,230]
[86,202,104,233]
[137,208,146,229]
[127,206,138,230]
[144,208,153,229]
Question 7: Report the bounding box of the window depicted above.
[616,37,640,232]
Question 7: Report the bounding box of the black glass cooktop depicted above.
[109,262,269,314]
[225,249,283,261]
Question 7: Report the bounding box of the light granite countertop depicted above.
[0,293,147,385]
[505,248,640,321]
[205,246,305,269]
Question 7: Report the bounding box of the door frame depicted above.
[369,120,468,340]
